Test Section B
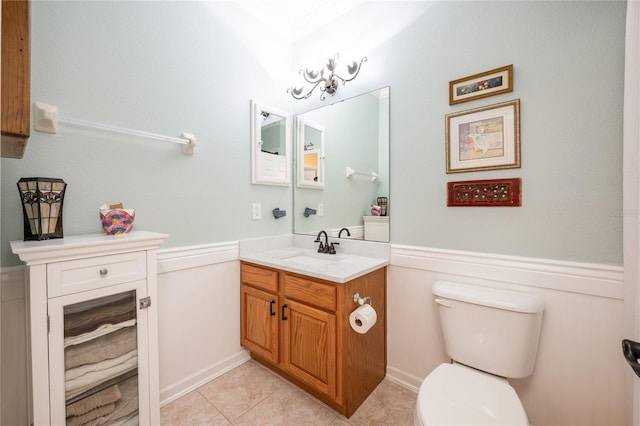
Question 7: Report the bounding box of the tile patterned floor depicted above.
[161,360,417,425]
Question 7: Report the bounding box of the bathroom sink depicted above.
[275,252,344,268]
[238,236,389,283]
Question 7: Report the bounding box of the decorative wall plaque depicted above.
[447,178,521,207]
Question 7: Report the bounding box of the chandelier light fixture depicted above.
[288,52,367,101]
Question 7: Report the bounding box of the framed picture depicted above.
[449,65,513,105]
[445,99,520,174]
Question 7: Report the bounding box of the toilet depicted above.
[415,281,544,425]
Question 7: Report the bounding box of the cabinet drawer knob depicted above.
[99,268,109,276]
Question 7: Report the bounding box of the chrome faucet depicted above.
[315,230,339,254]
[338,227,351,238]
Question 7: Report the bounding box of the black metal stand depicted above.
[622,339,640,378]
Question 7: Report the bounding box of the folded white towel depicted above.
[64,319,136,348]
[65,350,137,400]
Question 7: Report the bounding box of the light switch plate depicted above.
[252,203,262,219]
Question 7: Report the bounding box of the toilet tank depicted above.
[433,281,544,379]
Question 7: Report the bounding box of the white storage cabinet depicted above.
[11,231,168,426]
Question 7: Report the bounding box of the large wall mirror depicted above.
[293,87,390,241]
[250,100,291,186]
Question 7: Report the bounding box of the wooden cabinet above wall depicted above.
[1,0,31,159]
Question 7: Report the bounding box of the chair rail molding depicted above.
[157,241,239,273]
[390,244,623,300]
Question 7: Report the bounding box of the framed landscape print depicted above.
[449,65,513,105]
[445,99,520,174]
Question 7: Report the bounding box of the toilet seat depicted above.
[415,363,528,426]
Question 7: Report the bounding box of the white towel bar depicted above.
[34,102,197,155]
[345,166,379,182]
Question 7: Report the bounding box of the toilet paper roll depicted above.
[349,304,377,334]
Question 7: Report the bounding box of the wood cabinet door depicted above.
[282,299,336,399]
[241,284,279,364]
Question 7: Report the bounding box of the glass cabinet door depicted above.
[48,280,150,425]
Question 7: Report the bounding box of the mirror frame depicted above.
[296,117,325,189]
[250,99,292,186]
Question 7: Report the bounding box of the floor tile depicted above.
[233,383,338,426]
[160,390,230,425]
[197,360,291,421]
[160,360,417,425]
[328,416,354,426]
[347,380,417,426]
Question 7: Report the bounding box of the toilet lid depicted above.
[416,363,528,426]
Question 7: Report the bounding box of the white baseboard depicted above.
[160,349,250,406]
[386,366,421,393]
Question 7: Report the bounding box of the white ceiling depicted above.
[234,0,368,41]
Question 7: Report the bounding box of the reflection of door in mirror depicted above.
[297,118,325,189]
[250,100,291,186]
[304,151,319,182]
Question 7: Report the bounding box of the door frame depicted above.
[623,2,640,424]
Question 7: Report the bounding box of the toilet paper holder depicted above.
[353,292,372,306]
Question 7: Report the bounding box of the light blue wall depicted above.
[1,1,626,266]
[294,0,625,264]
[1,1,294,266]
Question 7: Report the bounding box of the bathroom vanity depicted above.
[239,238,388,418]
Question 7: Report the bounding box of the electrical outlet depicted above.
[252,203,262,220]
[317,203,324,217]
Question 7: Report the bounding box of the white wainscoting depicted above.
[1,242,628,425]
[387,244,626,426]
[391,244,624,299]
[156,240,250,405]
[1,267,29,426]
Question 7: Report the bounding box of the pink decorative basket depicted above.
[100,209,135,235]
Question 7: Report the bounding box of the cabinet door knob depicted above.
[270,300,276,316]
[281,304,288,321]
[99,268,109,276]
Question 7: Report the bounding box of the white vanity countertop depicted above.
[239,234,389,283]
